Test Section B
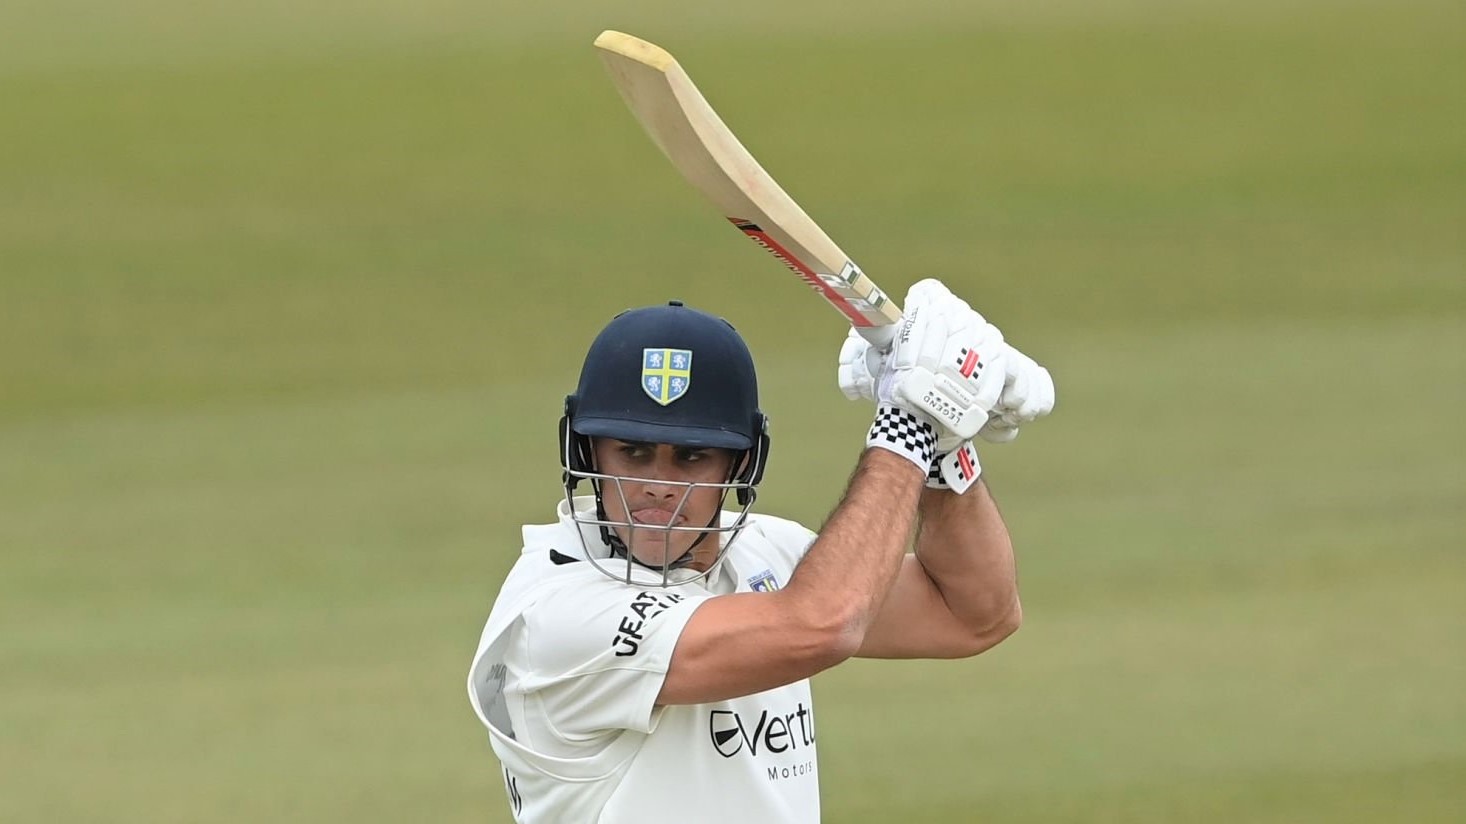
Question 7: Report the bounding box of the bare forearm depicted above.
[915,480,1020,635]
[783,448,924,646]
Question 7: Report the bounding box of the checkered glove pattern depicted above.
[926,456,946,488]
[867,405,937,473]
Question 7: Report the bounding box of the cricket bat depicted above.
[593,30,901,346]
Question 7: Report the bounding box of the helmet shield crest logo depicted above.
[642,348,692,406]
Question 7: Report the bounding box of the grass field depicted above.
[2,1,1463,821]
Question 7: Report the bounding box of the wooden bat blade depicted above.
[593,30,900,338]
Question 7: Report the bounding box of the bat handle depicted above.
[857,323,897,349]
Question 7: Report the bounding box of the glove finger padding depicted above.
[977,418,1020,443]
[973,344,1055,442]
[1015,363,1055,420]
[879,301,950,408]
[915,299,955,371]
[904,277,956,312]
[993,345,1055,423]
[887,290,945,373]
[837,330,876,401]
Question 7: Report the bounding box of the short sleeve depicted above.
[744,514,818,570]
[512,584,711,740]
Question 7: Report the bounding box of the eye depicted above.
[674,445,721,466]
[618,443,653,460]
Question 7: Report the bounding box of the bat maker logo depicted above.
[955,346,984,379]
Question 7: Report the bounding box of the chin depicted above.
[628,539,693,566]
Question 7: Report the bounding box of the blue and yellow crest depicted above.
[642,348,692,406]
[747,569,780,592]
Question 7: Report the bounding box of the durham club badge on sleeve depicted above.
[642,348,692,405]
[747,569,780,592]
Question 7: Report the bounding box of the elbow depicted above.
[962,596,1022,658]
[794,602,867,672]
[993,597,1024,643]
[826,616,868,666]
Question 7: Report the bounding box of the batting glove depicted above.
[978,345,1056,443]
[840,326,1054,445]
[867,279,1008,449]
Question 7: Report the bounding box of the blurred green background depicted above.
[2,0,1463,821]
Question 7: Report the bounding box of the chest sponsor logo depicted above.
[611,591,684,657]
[709,702,815,759]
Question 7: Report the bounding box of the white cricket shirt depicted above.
[467,496,820,823]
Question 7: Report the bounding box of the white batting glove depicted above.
[877,279,1008,450]
[853,344,981,490]
[978,344,1056,443]
[840,327,1056,445]
[923,342,1052,489]
[837,328,883,401]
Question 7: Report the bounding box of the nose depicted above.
[641,476,682,501]
[641,451,693,500]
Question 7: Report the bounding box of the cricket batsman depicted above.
[467,279,1055,822]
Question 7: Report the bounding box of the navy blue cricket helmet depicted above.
[560,301,770,505]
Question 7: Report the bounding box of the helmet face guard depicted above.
[558,302,771,585]
[559,457,759,587]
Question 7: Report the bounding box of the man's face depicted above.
[591,438,737,570]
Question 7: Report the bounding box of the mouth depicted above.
[630,508,682,527]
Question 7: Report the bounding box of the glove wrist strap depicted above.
[926,456,948,489]
[866,406,937,472]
